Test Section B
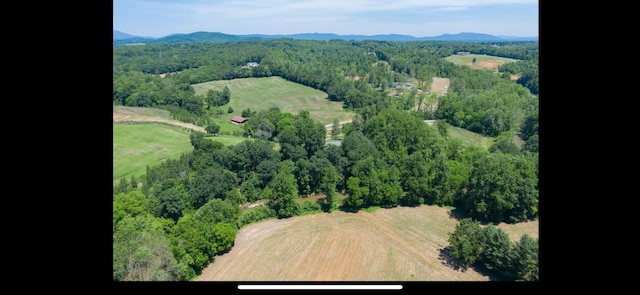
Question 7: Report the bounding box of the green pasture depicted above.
[113,124,194,184]
[114,124,255,185]
[205,134,254,146]
[192,76,356,126]
[446,125,495,149]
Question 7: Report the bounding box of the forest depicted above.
[113,38,539,281]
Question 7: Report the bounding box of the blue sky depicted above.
[113,0,538,38]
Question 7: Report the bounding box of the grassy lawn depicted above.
[113,124,194,184]
[192,76,356,125]
[204,134,254,146]
[114,125,252,185]
[446,125,494,149]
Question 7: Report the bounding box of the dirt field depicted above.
[470,61,501,70]
[113,106,205,133]
[430,77,450,96]
[195,205,538,281]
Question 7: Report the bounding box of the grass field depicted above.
[205,135,253,146]
[113,125,253,185]
[445,54,518,71]
[196,205,538,281]
[447,125,494,149]
[192,76,357,126]
[113,124,194,184]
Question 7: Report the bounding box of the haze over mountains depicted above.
[113,30,538,45]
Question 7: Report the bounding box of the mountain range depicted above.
[113,30,538,45]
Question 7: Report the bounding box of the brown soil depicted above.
[465,61,501,71]
[430,77,449,96]
[478,61,500,69]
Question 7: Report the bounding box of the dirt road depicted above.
[113,106,206,133]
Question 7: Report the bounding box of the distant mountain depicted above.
[113,30,537,45]
[113,30,145,40]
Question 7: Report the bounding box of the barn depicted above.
[230,116,247,124]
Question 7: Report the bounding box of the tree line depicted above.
[113,39,538,138]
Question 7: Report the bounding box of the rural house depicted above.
[231,116,247,124]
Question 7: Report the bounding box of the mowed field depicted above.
[113,106,254,184]
[196,205,538,281]
[192,76,356,126]
[445,54,518,72]
[113,123,194,184]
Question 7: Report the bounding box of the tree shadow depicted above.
[447,207,467,220]
[438,247,512,281]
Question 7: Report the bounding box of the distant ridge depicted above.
[113,30,538,45]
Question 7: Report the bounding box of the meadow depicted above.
[113,123,252,184]
[113,124,194,184]
[192,76,357,129]
[447,125,494,149]
[445,54,517,71]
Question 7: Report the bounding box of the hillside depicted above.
[196,205,538,281]
[192,76,356,125]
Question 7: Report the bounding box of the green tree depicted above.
[266,160,300,218]
[479,224,512,275]
[205,122,220,135]
[320,165,341,212]
[189,166,238,209]
[113,214,183,281]
[344,176,366,211]
[489,132,520,155]
[113,190,150,231]
[170,213,215,278]
[194,198,241,227]
[436,120,448,138]
[511,234,539,281]
[446,218,485,271]
[211,222,237,254]
[157,186,184,222]
[522,134,538,153]
[464,153,538,223]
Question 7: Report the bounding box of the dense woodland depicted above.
[113,39,539,281]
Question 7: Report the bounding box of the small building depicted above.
[246,62,259,68]
[423,120,437,125]
[231,116,247,124]
[455,51,470,55]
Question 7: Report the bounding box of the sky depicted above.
[113,0,538,38]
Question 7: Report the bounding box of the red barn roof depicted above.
[230,116,247,123]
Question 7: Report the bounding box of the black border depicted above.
[107,1,552,293]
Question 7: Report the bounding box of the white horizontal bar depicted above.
[238,285,402,290]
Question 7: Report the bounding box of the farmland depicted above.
[196,205,538,281]
[192,76,357,126]
[445,54,517,72]
[113,106,254,184]
[113,124,193,184]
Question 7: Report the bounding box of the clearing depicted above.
[191,76,356,125]
[196,205,538,281]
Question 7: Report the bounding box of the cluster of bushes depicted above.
[446,218,538,281]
